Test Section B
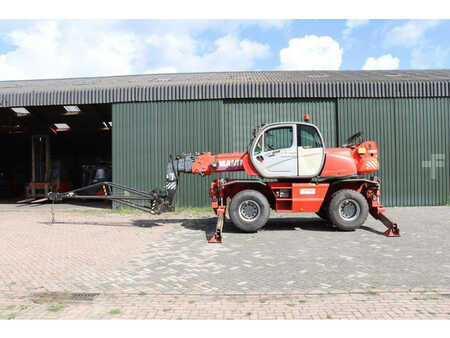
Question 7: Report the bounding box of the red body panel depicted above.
[320,148,357,176]
[320,141,379,177]
[353,141,380,174]
[268,182,330,212]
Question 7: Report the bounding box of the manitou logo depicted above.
[218,159,243,170]
[422,154,445,180]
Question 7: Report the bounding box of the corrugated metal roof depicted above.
[1,70,449,107]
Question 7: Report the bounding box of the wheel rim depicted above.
[338,199,360,222]
[238,200,260,222]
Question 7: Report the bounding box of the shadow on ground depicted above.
[40,214,386,239]
[134,216,387,240]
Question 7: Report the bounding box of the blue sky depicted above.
[0,19,448,80]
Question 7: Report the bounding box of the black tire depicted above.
[229,189,270,233]
[327,189,368,231]
[316,202,329,220]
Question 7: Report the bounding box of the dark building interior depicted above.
[0,104,112,200]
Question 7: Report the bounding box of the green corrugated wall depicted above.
[112,101,223,207]
[113,97,449,207]
[338,98,449,206]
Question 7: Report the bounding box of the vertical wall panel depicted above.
[338,99,397,206]
[338,98,450,206]
[394,98,449,206]
[113,100,222,207]
[224,98,337,150]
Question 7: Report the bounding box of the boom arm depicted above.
[47,151,251,215]
[164,152,253,209]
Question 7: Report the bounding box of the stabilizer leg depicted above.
[370,210,400,237]
[208,209,225,243]
[377,213,400,237]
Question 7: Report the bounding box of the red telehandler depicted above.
[49,115,400,242]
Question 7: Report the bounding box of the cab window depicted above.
[264,126,293,152]
[297,125,323,148]
[254,135,263,155]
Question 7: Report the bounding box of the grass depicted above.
[138,291,147,296]
[6,305,15,310]
[413,296,440,301]
[163,308,171,312]
[287,303,296,307]
[61,206,214,216]
[6,313,17,320]
[298,300,306,303]
[48,304,65,312]
[246,312,252,316]
[34,293,70,305]
[61,208,142,215]
[34,296,50,304]
[327,314,333,319]
[188,300,195,304]
[366,290,378,296]
[174,207,214,215]
[259,298,268,304]
[109,308,120,315]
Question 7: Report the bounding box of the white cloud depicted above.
[411,45,450,69]
[384,20,439,48]
[144,33,270,73]
[0,21,271,80]
[279,35,343,70]
[362,54,400,70]
[0,21,140,80]
[343,19,369,38]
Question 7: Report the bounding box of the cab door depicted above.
[297,124,325,177]
[251,124,298,178]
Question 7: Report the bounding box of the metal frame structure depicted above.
[48,181,171,214]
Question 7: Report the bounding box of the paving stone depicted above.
[0,205,448,319]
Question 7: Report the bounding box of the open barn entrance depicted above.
[0,104,112,204]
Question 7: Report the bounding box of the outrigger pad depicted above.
[384,227,400,237]
[208,234,223,243]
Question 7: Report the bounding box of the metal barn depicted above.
[0,70,449,207]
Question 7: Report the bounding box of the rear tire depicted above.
[229,189,270,233]
[327,189,368,231]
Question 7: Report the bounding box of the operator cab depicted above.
[249,122,325,178]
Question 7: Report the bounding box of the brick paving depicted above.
[0,290,449,320]
[0,205,449,319]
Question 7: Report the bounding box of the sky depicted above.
[0,19,448,81]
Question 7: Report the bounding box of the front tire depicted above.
[229,189,270,233]
[327,189,368,231]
